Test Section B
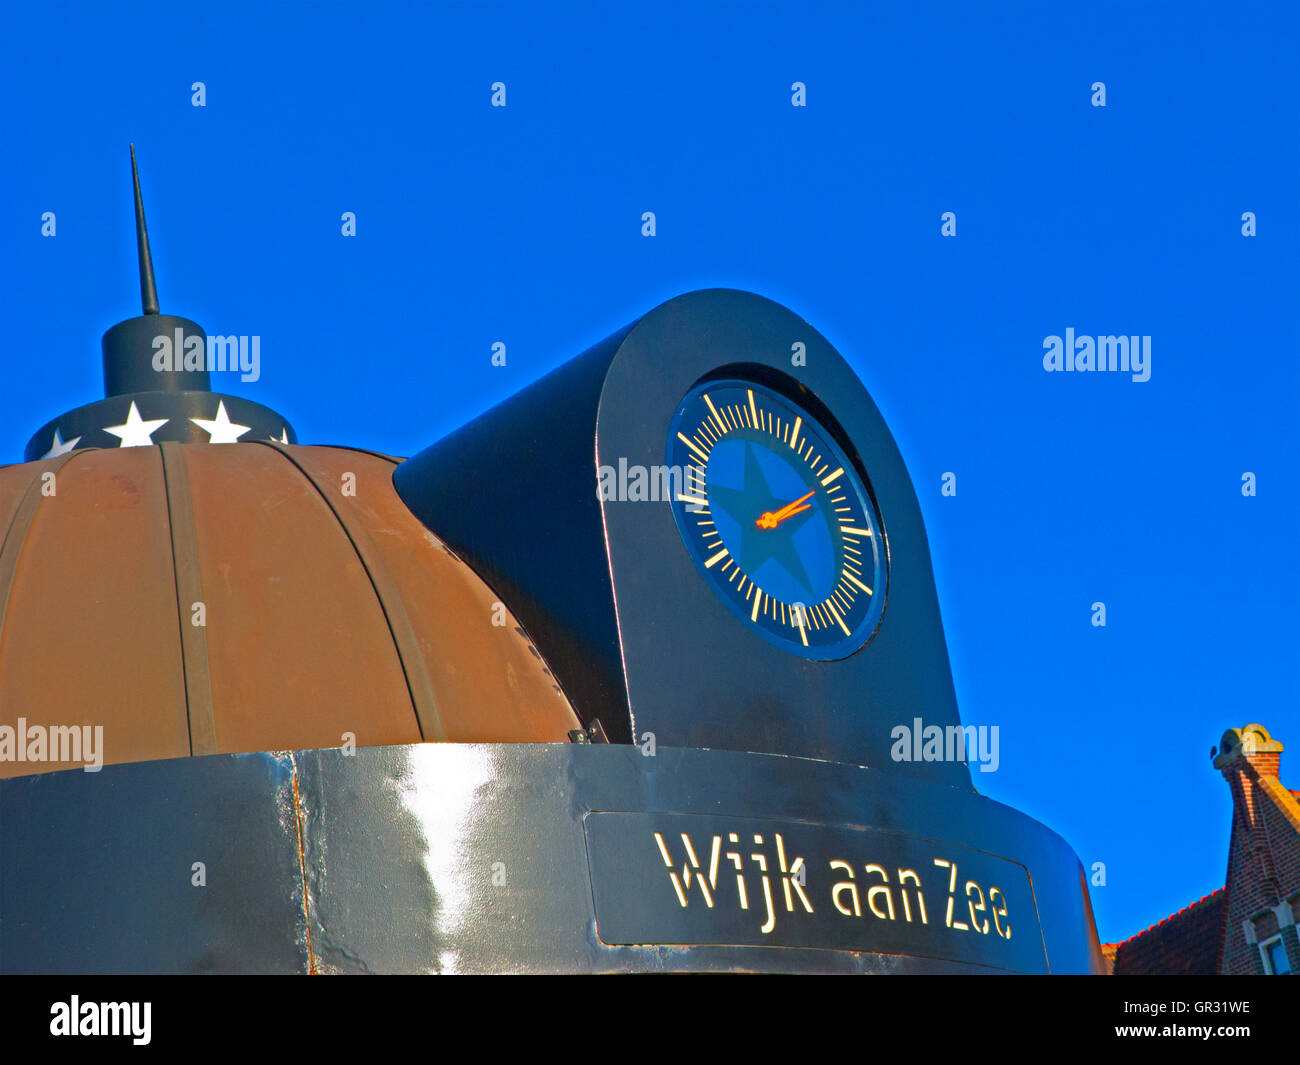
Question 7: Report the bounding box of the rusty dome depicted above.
[0,148,581,779]
[0,442,579,778]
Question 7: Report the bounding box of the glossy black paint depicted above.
[395,290,966,780]
[0,744,1106,974]
[24,390,295,461]
[396,325,635,740]
[103,315,213,396]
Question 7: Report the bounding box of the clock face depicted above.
[666,379,887,660]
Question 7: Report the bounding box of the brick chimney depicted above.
[1214,723,1284,780]
[1213,724,1298,974]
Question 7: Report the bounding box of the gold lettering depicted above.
[897,868,928,924]
[653,831,715,908]
[864,863,895,921]
[750,839,777,934]
[776,834,813,913]
[989,886,1011,939]
[830,859,861,917]
[726,833,749,909]
[933,858,970,931]
[965,881,990,934]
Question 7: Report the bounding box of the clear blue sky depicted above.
[1,1,1296,945]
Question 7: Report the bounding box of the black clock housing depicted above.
[394,289,966,784]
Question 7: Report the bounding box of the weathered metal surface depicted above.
[0,743,1107,974]
[288,444,575,742]
[180,442,421,753]
[159,441,219,755]
[0,448,192,776]
[0,444,580,780]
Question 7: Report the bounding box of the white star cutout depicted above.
[42,429,82,458]
[191,401,251,444]
[104,402,168,448]
[278,427,289,444]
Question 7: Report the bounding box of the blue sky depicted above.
[1,1,1296,945]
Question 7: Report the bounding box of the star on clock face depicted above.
[707,441,819,599]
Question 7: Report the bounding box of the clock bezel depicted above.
[666,369,891,661]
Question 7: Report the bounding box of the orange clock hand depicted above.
[756,489,816,529]
[774,489,816,519]
[756,502,810,529]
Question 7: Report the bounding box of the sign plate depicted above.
[584,812,1047,971]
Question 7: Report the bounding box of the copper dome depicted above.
[0,441,579,778]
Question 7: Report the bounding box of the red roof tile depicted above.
[1110,888,1227,975]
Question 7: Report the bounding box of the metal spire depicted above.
[22,147,297,460]
[130,144,160,315]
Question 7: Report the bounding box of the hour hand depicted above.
[756,489,815,529]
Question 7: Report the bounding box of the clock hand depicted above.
[765,490,816,526]
[774,489,816,519]
[755,489,816,529]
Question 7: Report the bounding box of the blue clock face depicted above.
[666,379,887,660]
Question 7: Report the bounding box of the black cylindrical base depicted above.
[102,315,212,396]
[0,743,1106,974]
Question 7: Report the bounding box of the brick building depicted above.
[1104,723,1299,974]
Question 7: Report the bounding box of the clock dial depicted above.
[667,379,887,660]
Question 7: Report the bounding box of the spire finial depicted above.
[22,147,297,459]
[130,144,160,315]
